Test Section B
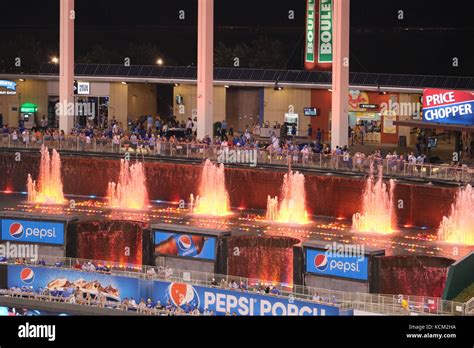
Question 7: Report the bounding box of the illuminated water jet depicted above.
[107,160,149,210]
[27,146,65,204]
[352,165,396,234]
[266,171,309,224]
[190,159,230,216]
[438,184,474,245]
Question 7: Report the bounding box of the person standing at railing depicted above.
[407,152,417,175]
[12,129,18,146]
[2,124,9,145]
[186,117,193,137]
[21,129,30,145]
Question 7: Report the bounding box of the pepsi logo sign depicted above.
[314,254,328,271]
[178,235,192,251]
[9,222,24,239]
[167,283,200,309]
[20,268,35,284]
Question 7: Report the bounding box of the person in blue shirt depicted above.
[239,135,246,147]
[50,287,60,298]
[54,258,63,267]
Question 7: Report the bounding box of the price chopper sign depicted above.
[318,0,333,63]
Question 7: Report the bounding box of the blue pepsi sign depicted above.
[7,265,139,301]
[152,280,341,316]
[1,219,65,245]
[306,249,369,281]
[154,231,216,261]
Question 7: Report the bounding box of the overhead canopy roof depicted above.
[30,64,474,92]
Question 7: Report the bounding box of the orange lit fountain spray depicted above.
[190,159,230,216]
[438,184,474,245]
[352,165,396,234]
[27,146,65,204]
[266,171,309,224]
[107,159,149,210]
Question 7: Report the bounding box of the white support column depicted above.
[331,0,350,150]
[59,0,75,133]
[197,0,214,139]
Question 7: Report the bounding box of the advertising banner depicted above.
[1,219,65,245]
[306,249,369,281]
[305,0,316,64]
[383,114,397,134]
[152,280,340,316]
[154,231,216,261]
[7,265,139,302]
[0,80,17,95]
[422,88,474,125]
[318,0,333,63]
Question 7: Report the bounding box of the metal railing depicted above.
[4,254,469,316]
[466,297,474,315]
[0,289,195,316]
[1,134,472,184]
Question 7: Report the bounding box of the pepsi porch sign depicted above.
[1,219,65,245]
[306,249,369,281]
[153,281,340,316]
[422,88,474,125]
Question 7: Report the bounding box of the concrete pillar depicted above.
[331,0,350,150]
[197,0,214,139]
[59,0,75,133]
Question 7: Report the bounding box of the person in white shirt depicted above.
[22,130,29,144]
[416,154,426,164]
[129,298,137,308]
[12,130,18,145]
[192,117,197,134]
[186,117,193,135]
[407,152,417,174]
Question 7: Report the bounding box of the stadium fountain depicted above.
[107,159,149,210]
[352,165,396,234]
[266,171,309,224]
[27,146,65,204]
[190,159,231,216]
[438,184,474,245]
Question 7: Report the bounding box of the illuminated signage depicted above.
[422,89,474,125]
[305,0,316,63]
[359,104,379,109]
[318,0,333,63]
[20,103,38,113]
[0,80,17,95]
[77,81,90,95]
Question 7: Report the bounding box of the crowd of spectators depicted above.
[1,114,470,173]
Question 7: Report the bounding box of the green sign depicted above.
[20,103,37,113]
[318,0,333,63]
[305,0,316,63]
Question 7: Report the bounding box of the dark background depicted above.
[0,0,472,75]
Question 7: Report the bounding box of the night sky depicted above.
[0,0,472,75]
